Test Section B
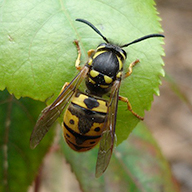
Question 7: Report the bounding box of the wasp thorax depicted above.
[85,44,125,96]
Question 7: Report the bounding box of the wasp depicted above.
[30,18,164,177]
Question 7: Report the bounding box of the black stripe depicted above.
[66,139,92,151]
[63,122,101,140]
[71,102,107,115]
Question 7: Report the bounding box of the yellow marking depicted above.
[88,58,93,65]
[116,72,122,79]
[96,45,106,50]
[89,123,103,135]
[119,51,126,60]
[117,56,123,70]
[104,75,112,84]
[96,99,108,113]
[93,50,106,59]
[100,84,109,89]
[88,77,96,84]
[71,94,107,113]
[63,109,79,132]
[90,70,99,78]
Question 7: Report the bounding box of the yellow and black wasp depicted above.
[30,19,164,177]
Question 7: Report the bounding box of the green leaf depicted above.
[0,90,54,192]
[60,123,179,192]
[0,0,164,145]
[0,1,165,188]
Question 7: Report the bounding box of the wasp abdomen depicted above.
[62,92,107,152]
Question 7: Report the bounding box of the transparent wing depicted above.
[95,80,121,177]
[30,66,89,149]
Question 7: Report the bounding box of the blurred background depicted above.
[145,0,192,191]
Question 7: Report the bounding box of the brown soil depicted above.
[145,1,192,191]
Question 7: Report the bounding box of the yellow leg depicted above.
[87,49,95,57]
[123,59,140,79]
[119,95,144,120]
[74,40,95,70]
[74,40,82,71]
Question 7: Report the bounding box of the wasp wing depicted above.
[95,80,121,177]
[30,66,89,149]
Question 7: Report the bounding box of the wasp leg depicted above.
[123,59,140,79]
[87,49,95,57]
[74,40,95,70]
[119,95,144,120]
[74,40,82,71]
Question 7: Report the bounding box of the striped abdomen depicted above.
[62,91,107,152]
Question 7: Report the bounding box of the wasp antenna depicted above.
[121,34,164,48]
[76,19,109,43]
